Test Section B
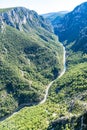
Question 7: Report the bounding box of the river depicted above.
[0,45,66,122]
[40,46,66,104]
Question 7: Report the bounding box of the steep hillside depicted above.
[48,112,87,130]
[1,62,87,130]
[0,7,63,119]
[71,27,87,53]
[1,2,87,130]
[0,7,52,32]
[53,2,87,53]
[46,2,87,129]
[47,63,87,130]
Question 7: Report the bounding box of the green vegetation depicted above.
[0,102,68,130]
[1,62,87,130]
[46,43,87,129]
[0,22,63,118]
[49,62,87,105]
[1,4,87,130]
[1,44,87,129]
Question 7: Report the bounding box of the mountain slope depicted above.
[46,2,87,129]
[53,2,87,53]
[42,11,68,23]
[1,59,87,130]
[48,62,87,130]
[0,7,52,32]
[1,3,87,130]
[0,7,63,119]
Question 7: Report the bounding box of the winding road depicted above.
[0,46,66,122]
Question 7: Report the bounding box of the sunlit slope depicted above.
[0,23,63,119]
[1,62,87,130]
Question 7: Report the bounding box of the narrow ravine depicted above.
[0,45,66,122]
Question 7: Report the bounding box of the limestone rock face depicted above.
[0,7,52,32]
